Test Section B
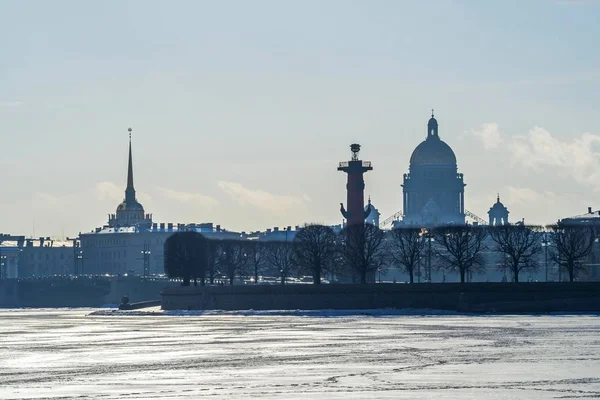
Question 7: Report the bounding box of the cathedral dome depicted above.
[402,112,466,225]
[409,112,457,166]
[409,137,457,166]
[116,199,144,212]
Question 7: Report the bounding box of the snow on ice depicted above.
[0,309,599,399]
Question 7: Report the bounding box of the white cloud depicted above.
[471,124,600,191]
[505,186,594,224]
[26,183,216,236]
[95,181,123,202]
[505,186,541,206]
[470,123,504,149]
[153,186,218,206]
[217,181,310,215]
[95,181,155,205]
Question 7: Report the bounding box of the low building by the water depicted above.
[0,235,76,279]
[18,238,75,277]
[80,222,241,276]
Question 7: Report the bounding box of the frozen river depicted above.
[0,309,599,399]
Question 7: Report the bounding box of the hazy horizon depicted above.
[2,0,600,237]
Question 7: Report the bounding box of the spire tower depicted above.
[125,127,136,203]
[107,127,152,227]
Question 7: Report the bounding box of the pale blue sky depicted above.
[1,0,599,236]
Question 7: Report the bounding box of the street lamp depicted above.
[0,255,7,280]
[541,232,550,282]
[77,252,83,275]
[140,245,151,277]
[419,227,433,283]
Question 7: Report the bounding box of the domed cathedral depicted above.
[108,128,153,228]
[402,112,466,225]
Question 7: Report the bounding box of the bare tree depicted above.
[244,241,266,284]
[488,225,542,283]
[293,224,338,284]
[263,241,296,284]
[205,239,220,284]
[389,226,427,283]
[432,225,487,283]
[218,239,248,285]
[342,224,387,284]
[329,244,347,283]
[548,223,595,282]
[164,232,207,286]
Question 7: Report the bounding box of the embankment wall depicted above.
[161,282,600,312]
[0,277,177,308]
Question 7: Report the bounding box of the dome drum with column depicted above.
[402,112,466,226]
[488,195,509,226]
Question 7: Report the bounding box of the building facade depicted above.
[80,223,241,276]
[18,238,75,277]
[0,236,77,278]
[0,244,20,279]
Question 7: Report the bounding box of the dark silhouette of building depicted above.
[365,197,380,226]
[338,144,373,226]
[402,112,465,225]
[558,207,600,281]
[561,207,600,226]
[108,128,152,228]
[488,194,509,226]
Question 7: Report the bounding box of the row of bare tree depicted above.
[164,222,596,286]
[391,223,596,283]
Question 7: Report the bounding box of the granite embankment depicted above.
[0,277,176,308]
[162,282,600,313]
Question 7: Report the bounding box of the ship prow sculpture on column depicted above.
[338,143,373,227]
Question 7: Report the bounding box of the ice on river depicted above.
[0,308,599,399]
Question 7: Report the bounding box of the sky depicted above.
[1,0,600,237]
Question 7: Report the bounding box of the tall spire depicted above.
[125,127,136,202]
